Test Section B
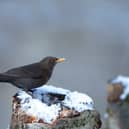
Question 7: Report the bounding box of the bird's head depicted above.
[40,56,65,70]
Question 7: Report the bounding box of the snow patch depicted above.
[63,91,94,112]
[111,75,129,100]
[17,85,94,124]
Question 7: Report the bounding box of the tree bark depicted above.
[10,110,101,129]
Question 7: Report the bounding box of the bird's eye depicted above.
[49,59,55,63]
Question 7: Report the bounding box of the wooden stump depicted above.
[9,86,102,129]
[10,110,101,129]
[105,83,129,129]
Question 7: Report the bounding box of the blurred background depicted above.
[0,0,129,128]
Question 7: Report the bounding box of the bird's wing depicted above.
[5,63,42,78]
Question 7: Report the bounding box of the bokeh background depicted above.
[0,0,129,128]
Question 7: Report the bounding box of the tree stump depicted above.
[105,77,129,129]
[9,85,101,129]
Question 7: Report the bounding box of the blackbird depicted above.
[0,56,65,91]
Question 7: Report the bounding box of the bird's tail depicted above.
[0,73,17,82]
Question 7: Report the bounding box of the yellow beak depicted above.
[56,58,65,63]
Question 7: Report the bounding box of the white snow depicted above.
[17,85,94,124]
[17,91,61,123]
[17,90,32,103]
[63,91,94,112]
[32,85,70,101]
[111,75,129,100]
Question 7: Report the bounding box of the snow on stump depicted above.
[10,85,101,129]
[105,75,129,129]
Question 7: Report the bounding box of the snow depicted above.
[25,100,61,123]
[17,85,94,124]
[17,91,61,123]
[32,85,70,101]
[17,90,32,103]
[111,75,129,100]
[63,91,94,112]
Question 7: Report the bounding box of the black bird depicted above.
[0,56,65,91]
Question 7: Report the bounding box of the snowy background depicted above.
[0,0,129,128]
